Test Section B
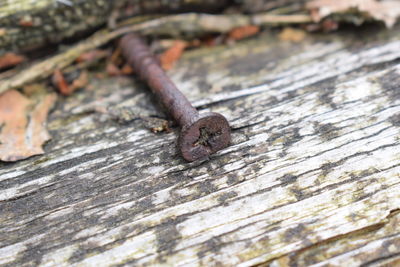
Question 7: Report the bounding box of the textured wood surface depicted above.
[1,0,303,54]
[1,26,400,266]
[0,0,230,53]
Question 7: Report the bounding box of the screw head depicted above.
[178,112,231,162]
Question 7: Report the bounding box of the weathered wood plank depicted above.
[0,26,400,266]
[271,209,400,266]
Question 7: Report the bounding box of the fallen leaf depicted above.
[76,49,109,63]
[0,89,57,162]
[23,83,46,96]
[228,25,260,41]
[121,64,134,75]
[110,47,122,65]
[307,0,400,28]
[0,53,26,70]
[279,28,307,42]
[106,62,122,76]
[52,69,72,96]
[160,40,187,71]
[71,71,89,89]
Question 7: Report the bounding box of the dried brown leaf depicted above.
[228,25,260,41]
[23,84,46,96]
[121,64,134,75]
[0,53,26,70]
[160,40,187,71]
[106,62,122,76]
[0,89,57,162]
[76,49,109,63]
[71,70,89,90]
[279,28,307,42]
[110,47,122,65]
[307,0,400,27]
[52,69,72,96]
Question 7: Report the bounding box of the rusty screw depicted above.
[120,34,231,161]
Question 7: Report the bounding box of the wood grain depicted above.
[0,0,229,53]
[1,26,400,266]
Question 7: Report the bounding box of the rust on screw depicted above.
[120,33,231,161]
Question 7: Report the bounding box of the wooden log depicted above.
[0,25,400,266]
[0,0,230,54]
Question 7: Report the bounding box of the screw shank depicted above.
[120,34,198,126]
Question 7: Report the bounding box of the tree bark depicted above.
[0,0,230,54]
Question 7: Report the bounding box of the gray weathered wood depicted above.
[1,26,400,266]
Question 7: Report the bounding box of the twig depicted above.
[253,14,313,25]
